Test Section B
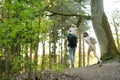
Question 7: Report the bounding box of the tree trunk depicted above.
[77,17,82,67]
[78,32,82,67]
[51,30,57,64]
[49,34,52,69]
[64,42,69,68]
[5,47,10,80]
[91,0,120,60]
[41,34,46,70]
[5,7,10,80]
[53,37,57,63]
[28,44,33,80]
[83,37,85,66]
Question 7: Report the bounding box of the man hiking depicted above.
[65,24,78,68]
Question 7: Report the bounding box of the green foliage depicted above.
[0,0,53,79]
[0,0,91,79]
[52,63,66,73]
[40,17,53,33]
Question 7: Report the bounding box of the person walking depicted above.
[83,32,102,66]
[65,24,78,68]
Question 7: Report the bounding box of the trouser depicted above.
[68,46,76,68]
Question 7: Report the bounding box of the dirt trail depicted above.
[14,62,120,80]
[63,62,120,80]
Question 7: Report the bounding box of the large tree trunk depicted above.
[91,0,120,60]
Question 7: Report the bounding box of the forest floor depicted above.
[15,61,120,80]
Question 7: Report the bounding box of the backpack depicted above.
[68,34,77,48]
[90,37,97,44]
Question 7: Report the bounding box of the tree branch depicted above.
[47,10,91,20]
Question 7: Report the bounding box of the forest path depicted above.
[63,62,120,80]
[15,61,120,80]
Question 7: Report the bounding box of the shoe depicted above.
[97,60,102,67]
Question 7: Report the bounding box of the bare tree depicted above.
[111,10,120,52]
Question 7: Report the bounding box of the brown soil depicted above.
[63,62,120,80]
[14,62,120,80]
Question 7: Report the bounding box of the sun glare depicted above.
[104,0,120,15]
